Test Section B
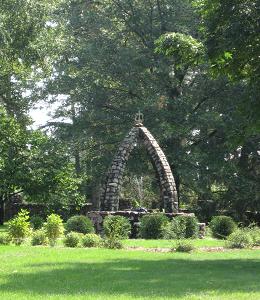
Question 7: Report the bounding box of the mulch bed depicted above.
[125,246,260,253]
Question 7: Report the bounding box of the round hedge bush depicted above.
[30,216,44,230]
[226,229,253,248]
[103,215,131,239]
[102,238,123,249]
[82,234,102,248]
[31,230,48,246]
[63,232,82,248]
[210,216,237,239]
[139,213,169,239]
[163,215,199,239]
[65,215,94,234]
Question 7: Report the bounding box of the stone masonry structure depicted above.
[100,114,178,213]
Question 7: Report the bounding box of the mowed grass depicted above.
[0,245,260,300]
[123,238,225,248]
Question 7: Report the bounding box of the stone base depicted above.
[87,211,206,238]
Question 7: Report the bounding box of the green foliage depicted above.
[139,214,169,239]
[102,238,123,250]
[244,225,260,246]
[210,216,237,239]
[226,229,253,249]
[0,233,11,245]
[65,215,94,234]
[174,240,196,253]
[82,234,102,248]
[103,215,131,239]
[163,215,199,239]
[163,217,186,239]
[31,230,48,246]
[30,216,44,230]
[63,232,82,248]
[195,0,260,133]
[7,210,31,245]
[155,32,205,68]
[43,214,64,246]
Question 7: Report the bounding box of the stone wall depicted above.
[87,210,206,238]
[100,124,178,212]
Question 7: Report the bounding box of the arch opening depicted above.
[100,125,178,213]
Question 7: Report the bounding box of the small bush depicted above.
[65,215,94,234]
[30,216,44,230]
[102,238,123,249]
[0,233,11,245]
[7,209,31,245]
[44,214,64,246]
[103,215,131,239]
[210,216,237,239]
[31,230,48,246]
[63,232,82,248]
[163,215,199,239]
[246,225,260,246]
[174,240,196,253]
[226,229,253,249]
[139,213,169,239]
[82,234,102,248]
[185,216,199,238]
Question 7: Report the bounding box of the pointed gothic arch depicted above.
[100,123,178,213]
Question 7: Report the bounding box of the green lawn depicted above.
[0,245,260,300]
[122,238,225,248]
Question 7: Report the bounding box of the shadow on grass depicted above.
[1,257,260,298]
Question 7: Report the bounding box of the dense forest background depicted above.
[0,0,259,224]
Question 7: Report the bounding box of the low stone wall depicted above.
[87,211,206,238]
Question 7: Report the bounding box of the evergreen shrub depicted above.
[30,216,44,230]
[226,229,252,248]
[174,240,196,253]
[103,215,131,239]
[163,215,199,239]
[102,238,123,249]
[63,232,82,247]
[139,213,169,239]
[65,215,94,234]
[31,229,48,246]
[82,234,102,248]
[210,216,237,239]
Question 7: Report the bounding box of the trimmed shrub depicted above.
[174,240,196,253]
[226,229,253,249]
[246,225,260,246]
[30,216,44,230]
[102,238,123,249]
[103,215,131,239]
[0,233,11,245]
[139,213,169,239]
[7,209,31,245]
[44,214,64,246]
[185,216,199,238]
[163,215,199,239]
[82,234,102,248]
[65,215,94,234]
[163,217,186,239]
[31,230,48,246]
[63,232,82,248]
[210,216,237,239]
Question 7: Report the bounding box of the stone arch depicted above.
[100,125,178,213]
